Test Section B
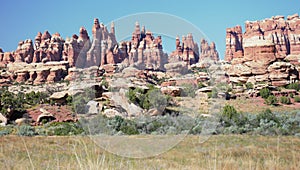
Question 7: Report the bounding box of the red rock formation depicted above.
[225,25,243,61]
[169,33,200,64]
[225,14,300,63]
[225,14,300,86]
[170,34,218,64]
[199,39,219,61]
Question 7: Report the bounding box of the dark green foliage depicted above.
[126,85,169,110]
[44,122,84,136]
[197,82,206,89]
[222,105,238,119]
[260,88,271,99]
[66,95,73,105]
[191,67,208,73]
[264,95,278,105]
[294,96,300,102]
[0,88,49,120]
[216,108,300,136]
[256,109,279,124]
[279,96,291,104]
[101,78,109,88]
[107,116,139,135]
[220,105,246,127]
[289,93,294,98]
[245,82,253,89]
[286,83,300,91]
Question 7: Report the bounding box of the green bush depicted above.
[264,95,278,105]
[197,82,206,89]
[294,96,300,102]
[0,126,14,136]
[260,88,271,99]
[45,122,84,136]
[289,93,294,98]
[207,88,218,98]
[286,83,300,91]
[245,82,253,89]
[256,109,279,124]
[279,96,291,104]
[181,84,196,97]
[220,105,246,127]
[126,86,169,110]
[17,125,36,136]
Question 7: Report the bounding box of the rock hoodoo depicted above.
[170,34,219,64]
[0,18,218,85]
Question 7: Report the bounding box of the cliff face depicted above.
[225,13,300,63]
[225,14,300,86]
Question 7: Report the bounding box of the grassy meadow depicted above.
[0,135,299,169]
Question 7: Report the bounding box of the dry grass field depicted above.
[0,135,299,169]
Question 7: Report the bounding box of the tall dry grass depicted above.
[0,135,299,169]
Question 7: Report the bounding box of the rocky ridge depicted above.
[0,19,218,85]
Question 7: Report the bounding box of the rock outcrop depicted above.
[225,14,300,86]
[226,14,300,63]
[170,33,219,64]
[0,18,219,85]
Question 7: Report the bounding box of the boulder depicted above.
[103,109,122,118]
[161,86,182,97]
[85,100,101,114]
[37,108,55,123]
[0,113,7,126]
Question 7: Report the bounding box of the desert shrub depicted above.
[264,95,278,105]
[207,88,218,98]
[260,88,271,99]
[25,91,49,105]
[294,96,300,102]
[256,109,279,124]
[279,96,291,104]
[245,82,254,89]
[0,125,14,136]
[286,83,300,91]
[120,123,139,135]
[181,84,196,97]
[126,86,170,110]
[45,122,84,136]
[197,82,206,89]
[66,95,73,105]
[72,88,96,114]
[220,105,246,127]
[17,125,36,136]
[289,93,294,98]
[101,78,109,88]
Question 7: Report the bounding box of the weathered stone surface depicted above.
[170,34,218,65]
[37,108,55,123]
[225,14,300,86]
[226,13,300,63]
[164,61,188,76]
[0,113,7,126]
[199,39,219,61]
[161,86,182,97]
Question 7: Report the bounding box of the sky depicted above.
[0,0,299,59]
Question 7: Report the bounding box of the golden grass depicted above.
[0,135,299,169]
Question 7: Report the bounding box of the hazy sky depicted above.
[0,0,298,59]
